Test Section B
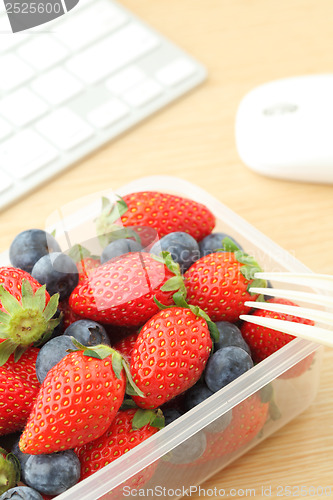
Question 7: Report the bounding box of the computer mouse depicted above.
[235,74,333,184]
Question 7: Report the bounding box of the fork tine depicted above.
[255,272,333,291]
[244,300,333,326]
[239,314,333,348]
[249,287,333,308]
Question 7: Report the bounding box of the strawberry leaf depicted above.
[161,276,184,292]
[111,351,123,379]
[42,293,59,322]
[20,280,35,310]
[0,339,17,365]
[13,345,28,362]
[222,237,240,252]
[68,244,91,263]
[0,286,21,316]
[132,409,165,430]
[132,409,155,430]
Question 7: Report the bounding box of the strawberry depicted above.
[69,252,185,327]
[113,332,139,364]
[184,238,266,322]
[130,306,213,409]
[240,298,315,364]
[0,267,60,364]
[4,346,40,387]
[0,446,20,495]
[0,367,38,436]
[58,299,82,329]
[76,408,162,481]
[196,393,269,464]
[19,343,133,455]
[68,244,101,284]
[120,191,216,243]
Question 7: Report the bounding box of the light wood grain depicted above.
[1,0,333,496]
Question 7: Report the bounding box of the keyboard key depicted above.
[156,58,197,86]
[0,88,47,127]
[0,171,13,193]
[87,99,129,128]
[0,118,12,141]
[54,0,127,51]
[66,23,160,84]
[0,131,57,179]
[17,35,68,71]
[106,66,146,95]
[36,108,94,150]
[31,68,83,106]
[122,79,163,107]
[0,54,34,92]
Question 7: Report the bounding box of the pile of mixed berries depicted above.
[0,191,314,499]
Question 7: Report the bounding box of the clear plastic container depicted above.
[0,176,323,500]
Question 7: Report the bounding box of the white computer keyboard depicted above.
[0,0,206,211]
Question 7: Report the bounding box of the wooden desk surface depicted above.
[1,0,333,496]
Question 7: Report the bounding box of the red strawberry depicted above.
[240,298,315,364]
[77,256,101,284]
[19,346,128,454]
[120,191,216,243]
[0,446,20,495]
[58,299,82,329]
[130,307,213,409]
[76,409,161,481]
[69,252,183,327]
[0,266,59,364]
[114,332,139,364]
[0,367,38,436]
[4,346,40,387]
[184,251,261,322]
[196,393,269,463]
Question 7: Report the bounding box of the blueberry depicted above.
[64,319,111,346]
[166,432,207,464]
[11,439,31,482]
[101,239,143,264]
[9,229,61,274]
[205,346,254,393]
[31,252,78,301]
[23,450,80,496]
[182,383,214,412]
[150,232,200,273]
[214,321,251,355]
[0,486,44,500]
[199,232,242,257]
[205,410,232,434]
[35,336,75,383]
[163,408,183,426]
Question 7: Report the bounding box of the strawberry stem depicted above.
[132,408,165,430]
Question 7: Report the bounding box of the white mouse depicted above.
[235,74,333,183]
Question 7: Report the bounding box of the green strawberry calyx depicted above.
[153,291,220,343]
[132,408,165,430]
[151,251,187,299]
[222,237,267,298]
[95,196,141,248]
[67,244,99,263]
[69,338,145,399]
[0,448,20,495]
[0,280,60,365]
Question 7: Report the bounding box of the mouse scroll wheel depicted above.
[262,103,299,116]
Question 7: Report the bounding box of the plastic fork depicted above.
[239,272,333,348]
